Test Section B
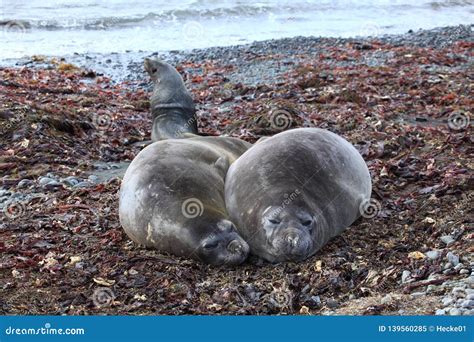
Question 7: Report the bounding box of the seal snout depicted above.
[224,237,249,265]
[281,228,312,261]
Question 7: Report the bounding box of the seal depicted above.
[224,128,372,263]
[119,135,251,265]
[144,58,198,141]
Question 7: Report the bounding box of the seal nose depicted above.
[227,240,243,254]
[286,232,300,248]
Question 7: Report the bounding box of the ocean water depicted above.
[0,0,473,59]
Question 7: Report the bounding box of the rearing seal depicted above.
[144,58,198,141]
[224,128,372,263]
[119,135,251,265]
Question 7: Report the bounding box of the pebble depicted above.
[401,270,411,283]
[88,175,100,183]
[425,250,440,260]
[442,297,454,307]
[411,292,425,298]
[449,308,461,315]
[310,296,321,306]
[62,176,80,186]
[452,287,466,298]
[443,262,453,270]
[381,294,392,304]
[435,309,446,315]
[461,300,474,308]
[326,298,339,309]
[447,252,460,266]
[17,179,34,189]
[440,235,455,246]
[454,263,464,271]
[73,181,93,188]
[38,177,55,186]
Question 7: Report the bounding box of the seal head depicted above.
[144,58,198,140]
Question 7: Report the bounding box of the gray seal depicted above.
[144,58,198,141]
[119,136,251,265]
[224,128,372,263]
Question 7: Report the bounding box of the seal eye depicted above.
[302,219,312,226]
[202,241,218,250]
[268,219,280,225]
[151,68,158,73]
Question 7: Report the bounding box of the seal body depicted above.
[144,58,198,141]
[225,128,372,263]
[119,136,251,265]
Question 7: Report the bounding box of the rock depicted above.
[88,175,100,183]
[38,177,55,186]
[62,176,79,186]
[443,262,453,270]
[452,287,466,298]
[425,250,440,260]
[449,308,461,315]
[467,293,474,301]
[461,300,474,308]
[381,294,392,304]
[310,296,321,307]
[460,269,469,275]
[442,297,454,307]
[440,235,455,246]
[466,276,474,285]
[411,292,426,298]
[43,180,62,189]
[401,270,411,283]
[447,252,460,266]
[73,181,93,188]
[435,309,446,315]
[427,285,438,293]
[326,298,339,309]
[454,263,464,271]
[17,179,34,189]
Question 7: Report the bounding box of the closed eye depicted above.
[203,241,218,250]
[302,220,312,226]
[268,219,280,225]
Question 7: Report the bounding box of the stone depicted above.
[449,308,461,315]
[444,262,453,270]
[435,309,446,315]
[411,292,425,298]
[460,269,469,275]
[447,252,460,266]
[425,250,440,260]
[62,176,79,186]
[17,179,34,189]
[452,287,466,298]
[88,175,100,183]
[461,300,474,308]
[73,181,93,188]
[453,263,464,271]
[442,297,454,307]
[381,294,392,304]
[440,235,455,246]
[38,177,55,186]
[401,270,411,283]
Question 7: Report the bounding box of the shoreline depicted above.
[1,24,472,85]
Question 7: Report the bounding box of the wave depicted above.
[1,0,472,31]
